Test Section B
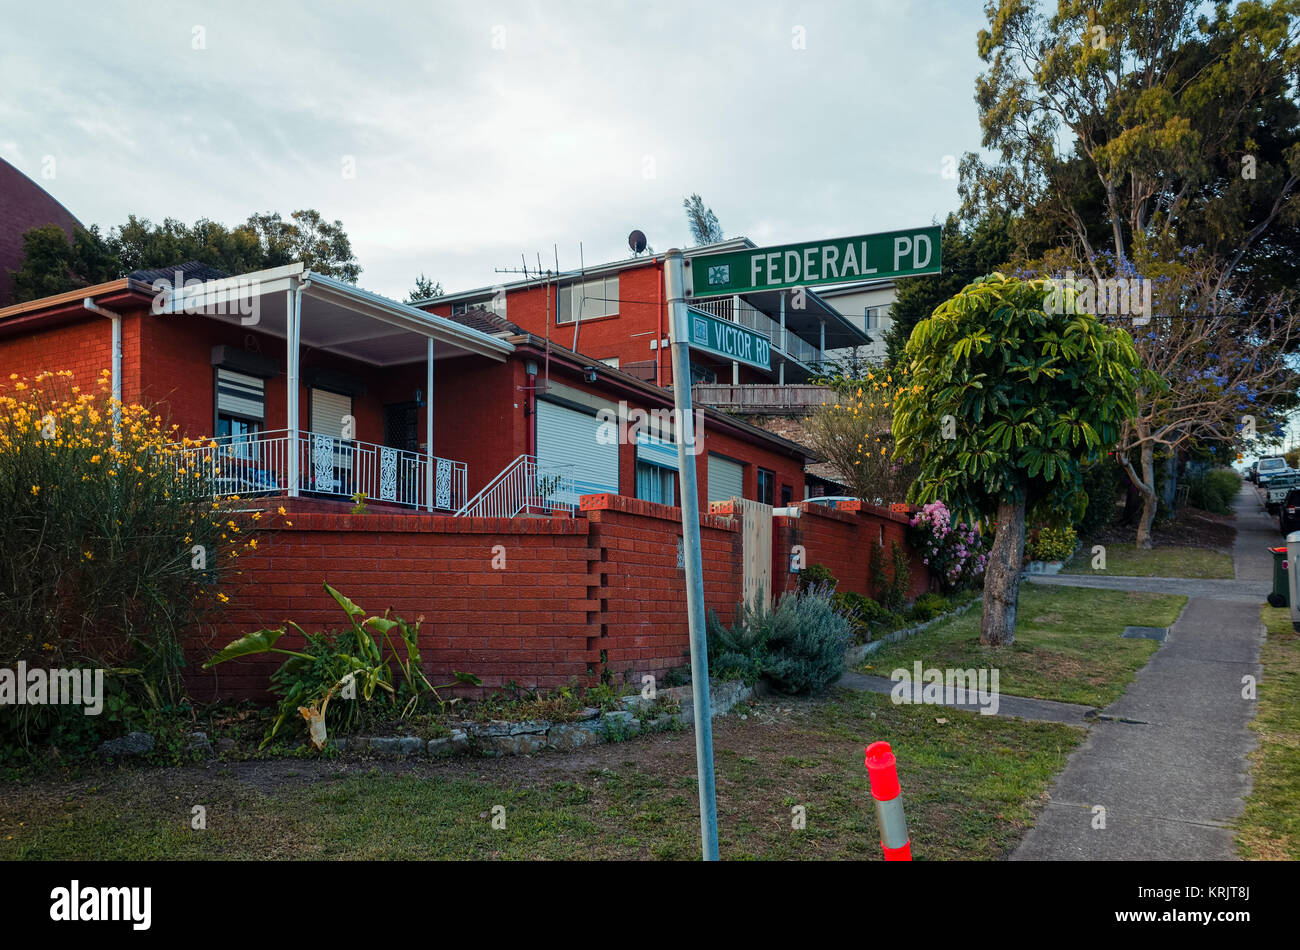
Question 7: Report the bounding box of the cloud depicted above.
[0,0,984,298]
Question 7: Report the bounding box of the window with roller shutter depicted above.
[707,452,744,504]
[535,399,619,503]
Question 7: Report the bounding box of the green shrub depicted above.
[708,585,853,694]
[831,591,903,642]
[0,371,251,712]
[873,540,911,611]
[706,594,771,685]
[1032,524,1077,562]
[761,587,854,694]
[205,583,481,748]
[1077,456,1122,536]
[906,592,948,623]
[797,563,837,593]
[1186,467,1242,515]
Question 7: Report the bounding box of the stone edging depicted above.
[332,680,754,758]
[844,594,985,663]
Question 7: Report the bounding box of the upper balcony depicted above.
[686,287,872,380]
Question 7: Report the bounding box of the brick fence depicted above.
[188,495,926,701]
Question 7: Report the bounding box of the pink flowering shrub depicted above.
[908,500,988,591]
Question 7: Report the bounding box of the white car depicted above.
[1256,456,1290,486]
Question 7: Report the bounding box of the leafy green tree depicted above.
[893,273,1139,645]
[963,0,1300,290]
[9,224,118,302]
[406,274,443,303]
[10,209,361,303]
[243,210,360,282]
[885,213,1016,364]
[682,193,724,245]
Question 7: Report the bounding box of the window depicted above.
[557,275,619,323]
[215,369,265,456]
[756,468,775,506]
[636,461,676,505]
[598,357,620,369]
[452,295,507,319]
[865,306,885,330]
[780,484,793,506]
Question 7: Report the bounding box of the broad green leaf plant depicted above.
[205,582,480,748]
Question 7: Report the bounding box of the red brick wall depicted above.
[579,493,742,682]
[191,510,601,700]
[0,314,125,397]
[772,500,931,601]
[190,493,749,701]
[189,493,940,702]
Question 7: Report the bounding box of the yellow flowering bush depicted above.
[0,370,258,708]
[803,370,920,504]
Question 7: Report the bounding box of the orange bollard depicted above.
[865,741,912,861]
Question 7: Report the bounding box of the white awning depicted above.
[155,262,513,366]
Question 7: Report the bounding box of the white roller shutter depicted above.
[708,453,744,504]
[216,369,264,419]
[310,389,352,439]
[536,400,619,502]
[309,389,354,490]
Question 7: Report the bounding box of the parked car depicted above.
[1281,488,1300,535]
[1256,455,1290,487]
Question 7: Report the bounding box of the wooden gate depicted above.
[735,497,773,610]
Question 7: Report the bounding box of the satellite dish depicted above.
[628,229,647,254]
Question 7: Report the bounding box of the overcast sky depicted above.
[1,0,988,300]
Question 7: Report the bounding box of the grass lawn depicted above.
[859,585,1187,707]
[1059,542,1233,578]
[1237,606,1300,860]
[0,689,1082,861]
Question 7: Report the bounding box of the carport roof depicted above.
[157,263,514,367]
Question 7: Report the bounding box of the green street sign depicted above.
[685,306,771,370]
[690,226,942,296]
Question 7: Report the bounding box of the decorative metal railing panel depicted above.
[166,428,467,512]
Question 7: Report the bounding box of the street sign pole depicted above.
[664,248,720,862]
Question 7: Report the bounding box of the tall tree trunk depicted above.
[981,497,1027,646]
[1134,443,1158,549]
[1120,443,1159,549]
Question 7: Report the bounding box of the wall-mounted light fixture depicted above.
[582,365,598,383]
[415,389,426,407]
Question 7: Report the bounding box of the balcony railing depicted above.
[688,296,822,366]
[168,428,468,511]
[456,454,577,518]
[692,384,835,412]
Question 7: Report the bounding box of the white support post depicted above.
[819,319,825,361]
[779,292,786,385]
[426,337,435,511]
[286,287,300,497]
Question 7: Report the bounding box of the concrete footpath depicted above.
[1011,486,1269,860]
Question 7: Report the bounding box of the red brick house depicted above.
[0,261,923,698]
[0,260,810,512]
[418,239,874,389]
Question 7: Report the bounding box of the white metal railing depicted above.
[456,454,577,518]
[168,428,467,511]
[689,295,822,366]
